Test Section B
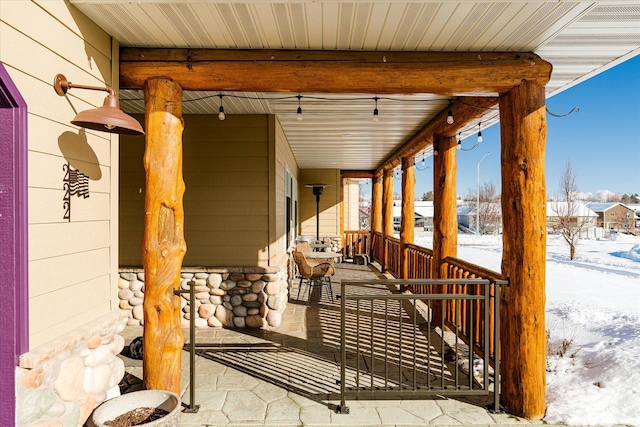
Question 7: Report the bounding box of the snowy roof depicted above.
[392,205,433,218]
[548,202,597,217]
[584,202,629,212]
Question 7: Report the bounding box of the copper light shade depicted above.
[54,74,144,136]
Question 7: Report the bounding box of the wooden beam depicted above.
[432,135,458,324]
[376,96,498,173]
[341,170,374,179]
[499,80,547,420]
[120,48,551,95]
[400,156,415,279]
[142,77,185,394]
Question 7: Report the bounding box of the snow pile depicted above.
[413,231,640,426]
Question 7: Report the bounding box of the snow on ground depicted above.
[414,232,640,426]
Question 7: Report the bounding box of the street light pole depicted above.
[477,152,490,234]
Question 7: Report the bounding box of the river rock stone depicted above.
[133,291,144,299]
[137,272,145,282]
[129,297,143,306]
[129,280,144,292]
[127,318,141,326]
[215,305,233,327]
[132,305,143,320]
[109,335,125,355]
[20,366,44,389]
[245,301,261,309]
[223,302,233,310]
[245,273,263,281]
[18,388,58,425]
[53,357,85,401]
[230,295,243,306]
[210,288,225,296]
[246,315,265,328]
[194,285,210,293]
[208,316,222,328]
[237,280,252,288]
[209,295,222,305]
[242,293,258,302]
[194,278,207,287]
[229,272,245,282]
[260,304,269,317]
[233,317,246,328]
[267,295,283,311]
[199,304,216,318]
[258,291,267,304]
[196,291,210,300]
[266,310,283,327]
[194,273,209,279]
[77,392,97,425]
[120,273,137,281]
[194,318,208,328]
[263,273,279,282]
[208,274,222,288]
[233,305,248,317]
[265,281,280,295]
[86,335,101,350]
[43,399,66,419]
[119,300,131,310]
[117,288,133,300]
[247,308,260,316]
[251,280,266,293]
[220,280,236,291]
[118,278,130,289]
[181,273,194,279]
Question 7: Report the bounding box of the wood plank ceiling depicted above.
[71,1,640,171]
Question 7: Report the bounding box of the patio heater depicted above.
[305,183,330,241]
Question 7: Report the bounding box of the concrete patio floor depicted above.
[117,261,552,426]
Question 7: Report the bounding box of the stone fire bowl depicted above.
[90,390,181,427]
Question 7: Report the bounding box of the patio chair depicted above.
[292,250,335,304]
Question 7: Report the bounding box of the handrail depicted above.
[342,230,371,259]
[338,278,501,414]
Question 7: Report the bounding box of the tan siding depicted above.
[344,179,361,230]
[299,169,341,238]
[120,114,270,267]
[0,0,117,350]
[270,116,299,266]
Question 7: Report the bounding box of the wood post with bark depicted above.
[400,156,415,279]
[432,135,458,323]
[381,169,394,272]
[142,77,186,394]
[499,80,547,419]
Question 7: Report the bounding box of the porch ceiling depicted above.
[71,1,640,171]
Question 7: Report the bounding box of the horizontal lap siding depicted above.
[120,114,271,267]
[299,169,341,238]
[0,0,116,349]
[271,116,298,266]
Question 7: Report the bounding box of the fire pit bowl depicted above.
[90,390,181,427]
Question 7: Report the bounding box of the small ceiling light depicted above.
[53,74,144,135]
[446,100,454,125]
[296,94,303,121]
[373,96,379,123]
[218,94,226,120]
[477,122,483,143]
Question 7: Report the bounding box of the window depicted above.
[285,166,298,250]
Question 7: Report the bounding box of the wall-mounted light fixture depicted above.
[54,74,144,136]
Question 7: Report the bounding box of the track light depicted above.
[218,94,226,120]
[477,122,483,143]
[296,94,303,121]
[373,96,379,123]
[53,74,144,135]
[447,100,454,125]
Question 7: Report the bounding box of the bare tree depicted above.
[466,181,501,234]
[550,161,590,260]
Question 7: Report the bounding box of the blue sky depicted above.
[410,54,640,200]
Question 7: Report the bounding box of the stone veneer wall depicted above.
[16,310,129,427]
[119,267,288,329]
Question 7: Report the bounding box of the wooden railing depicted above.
[342,230,371,259]
[386,236,401,277]
[348,231,505,367]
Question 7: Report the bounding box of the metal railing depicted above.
[337,278,501,415]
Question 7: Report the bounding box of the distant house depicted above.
[585,202,636,232]
[547,201,599,237]
[626,204,640,228]
[393,201,433,231]
[457,203,502,234]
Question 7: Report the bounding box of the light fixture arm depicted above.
[54,74,115,97]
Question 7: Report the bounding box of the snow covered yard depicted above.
[415,232,640,426]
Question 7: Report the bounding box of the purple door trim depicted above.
[0,61,28,426]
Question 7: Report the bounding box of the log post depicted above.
[400,156,415,279]
[499,80,547,419]
[142,77,186,394]
[381,169,394,272]
[370,173,382,260]
[432,135,458,323]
